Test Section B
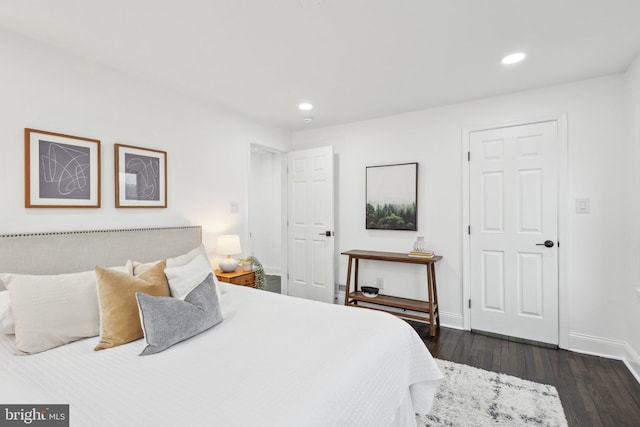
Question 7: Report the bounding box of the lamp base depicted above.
[219,258,239,272]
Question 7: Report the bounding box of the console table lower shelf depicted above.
[342,250,442,336]
[347,292,438,324]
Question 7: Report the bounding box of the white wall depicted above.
[292,73,640,375]
[0,29,290,265]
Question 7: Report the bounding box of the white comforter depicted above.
[0,284,442,427]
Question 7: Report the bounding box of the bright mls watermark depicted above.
[1,405,68,426]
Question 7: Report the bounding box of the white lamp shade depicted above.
[217,235,241,256]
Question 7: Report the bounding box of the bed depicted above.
[0,227,442,427]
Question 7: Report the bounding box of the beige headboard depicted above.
[0,226,202,277]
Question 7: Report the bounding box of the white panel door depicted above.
[287,146,335,303]
[469,121,558,344]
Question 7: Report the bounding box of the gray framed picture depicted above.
[24,128,101,208]
[366,162,418,230]
[115,144,167,208]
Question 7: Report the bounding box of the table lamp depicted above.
[217,235,241,272]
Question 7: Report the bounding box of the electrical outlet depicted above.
[376,277,383,289]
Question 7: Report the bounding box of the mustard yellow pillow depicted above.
[95,261,170,351]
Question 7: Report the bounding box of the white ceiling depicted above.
[1,0,639,131]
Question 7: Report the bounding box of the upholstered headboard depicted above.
[0,226,202,276]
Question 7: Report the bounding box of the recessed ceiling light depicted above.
[298,102,313,111]
[501,52,526,65]
[303,117,314,123]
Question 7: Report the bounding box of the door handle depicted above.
[536,240,555,248]
[318,231,333,237]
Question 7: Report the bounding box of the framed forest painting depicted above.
[366,162,418,231]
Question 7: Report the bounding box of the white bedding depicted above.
[0,283,442,427]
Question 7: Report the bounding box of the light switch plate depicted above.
[230,202,239,214]
[575,198,590,214]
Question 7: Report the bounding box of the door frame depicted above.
[461,113,569,349]
[245,142,288,294]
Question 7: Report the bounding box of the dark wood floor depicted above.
[407,322,640,426]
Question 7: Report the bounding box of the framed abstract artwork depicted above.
[366,162,418,231]
[24,128,101,208]
[115,144,167,208]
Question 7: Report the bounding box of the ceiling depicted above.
[0,0,639,131]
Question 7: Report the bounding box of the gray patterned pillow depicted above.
[136,273,222,355]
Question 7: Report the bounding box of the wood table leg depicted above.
[353,259,360,305]
[344,256,353,306]
[354,259,359,291]
[430,264,440,329]
[427,263,436,337]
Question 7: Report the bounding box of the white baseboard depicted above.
[568,332,640,384]
[439,311,464,330]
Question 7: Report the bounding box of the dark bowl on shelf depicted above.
[361,286,379,298]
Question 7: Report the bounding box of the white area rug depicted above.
[417,359,568,427]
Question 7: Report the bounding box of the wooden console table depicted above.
[342,250,442,336]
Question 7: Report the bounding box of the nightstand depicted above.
[215,269,256,288]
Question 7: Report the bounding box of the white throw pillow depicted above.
[164,253,220,299]
[129,245,224,299]
[166,244,209,268]
[132,244,209,275]
[0,291,14,334]
[1,266,128,354]
[166,245,224,295]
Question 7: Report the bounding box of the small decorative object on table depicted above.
[410,236,435,258]
[408,250,435,258]
[238,259,253,271]
[361,286,379,298]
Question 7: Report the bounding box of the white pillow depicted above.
[1,266,128,354]
[167,245,225,297]
[131,244,209,275]
[166,244,209,268]
[0,291,14,334]
[164,253,220,300]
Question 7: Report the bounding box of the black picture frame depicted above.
[366,162,418,231]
